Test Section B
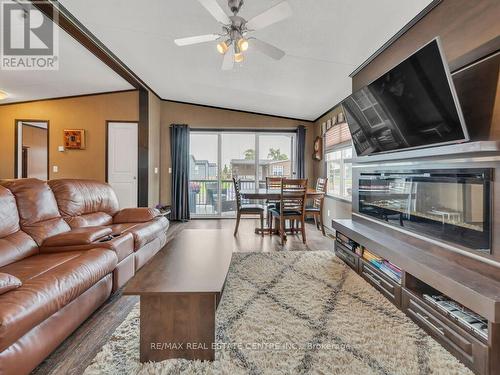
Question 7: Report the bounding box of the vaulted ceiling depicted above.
[2,0,432,120]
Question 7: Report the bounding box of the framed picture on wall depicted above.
[63,129,86,149]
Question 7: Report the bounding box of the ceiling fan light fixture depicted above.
[234,52,244,63]
[216,40,230,54]
[237,37,249,52]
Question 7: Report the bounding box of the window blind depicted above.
[325,122,351,152]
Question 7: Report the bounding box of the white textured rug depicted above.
[84,251,472,375]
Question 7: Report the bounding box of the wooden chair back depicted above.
[313,177,328,208]
[266,176,282,190]
[280,178,308,216]
[233,177,242,211]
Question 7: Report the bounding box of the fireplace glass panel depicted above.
[358,169,491,252]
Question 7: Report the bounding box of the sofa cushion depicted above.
[0,249,117,351]
[113,208,161,224]
[65,212,114,228]
[0,179,70,246]
[42,227,113,247]
[109,217,169,251]
[48,179,119,228]
[0,273,21,295]
[0,186,20,238]
[0,231,39,268]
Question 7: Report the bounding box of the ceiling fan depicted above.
[174,0,292,70]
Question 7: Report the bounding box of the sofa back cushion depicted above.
[0,185,38,267]
[0,179,70,246]
[48,179,119,228]
[0,186,20,239]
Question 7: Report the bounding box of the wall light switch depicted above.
[168,167,172,174]
[53,166,59,173]
[154,167,159,174]
[327,210,330,217]
[58,146,65,152]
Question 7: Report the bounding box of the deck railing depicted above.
[189,179,265,215]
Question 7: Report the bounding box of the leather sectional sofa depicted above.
[0,178,169,375]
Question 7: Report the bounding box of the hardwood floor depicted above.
[32,219,334,375]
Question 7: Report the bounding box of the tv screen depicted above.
[342,39,468,156]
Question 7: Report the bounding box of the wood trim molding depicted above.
[163,99,313,123]
[138,90,149,207]
[28,1,160,97]
[0,89,138,107]
[14,119,50,179]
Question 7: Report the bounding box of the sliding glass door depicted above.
[189,131,296,218]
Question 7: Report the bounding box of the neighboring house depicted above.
[230,159,292,180]
[189,155,217,180]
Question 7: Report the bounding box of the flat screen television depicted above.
[342,38,469,156]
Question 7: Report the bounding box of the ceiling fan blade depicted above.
[221,48,234,70]
[198,0,231,24]
[251,38,285,60]
[174,34,220,46]
[246,1,292,30]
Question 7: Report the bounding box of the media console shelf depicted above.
[332,218,500,375]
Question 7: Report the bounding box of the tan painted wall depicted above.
[0,91,139,181]
[148,92,162,206]
[159,101,314,204]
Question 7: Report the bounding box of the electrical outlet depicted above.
[52,165,58,173]
[168,167,172,174]
[154,167,158,174]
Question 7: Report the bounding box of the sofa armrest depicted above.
[113,208,161,224]
[0,273,22,295]
[42,227,113,248]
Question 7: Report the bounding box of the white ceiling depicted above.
[58,0,431,120]
[0,0,133,104]
[2,0,432,120]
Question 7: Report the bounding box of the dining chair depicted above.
[233,178,265,237]
[265,176,282,226]
[306,177,328,236]
[269,178,308,245]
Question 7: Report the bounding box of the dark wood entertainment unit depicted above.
[332,217,500,375]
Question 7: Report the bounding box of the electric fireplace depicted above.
[356,168,492,252]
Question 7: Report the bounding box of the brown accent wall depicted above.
[353,0,500,90]
[148,92,162,206]
[159,101,314,205]
[351,0,500,140]
[0,91,139,181]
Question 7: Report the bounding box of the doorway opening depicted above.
[15,120,49,180]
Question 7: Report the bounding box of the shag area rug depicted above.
[84,251,472,375]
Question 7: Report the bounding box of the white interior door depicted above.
[108,122,138,208]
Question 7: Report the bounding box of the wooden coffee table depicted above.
[124,229,233,362]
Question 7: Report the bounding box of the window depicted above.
[189,131,296,217]
[324,121,353,201]
[271,165,284,176]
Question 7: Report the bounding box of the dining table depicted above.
[239,187,325,235]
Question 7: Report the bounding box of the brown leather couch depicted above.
[0,179,169,374]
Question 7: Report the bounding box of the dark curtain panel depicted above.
[170,124,190,221]
[296,125,306,179]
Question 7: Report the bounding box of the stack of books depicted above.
[362,249,402,284]
[379,261,402,283]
